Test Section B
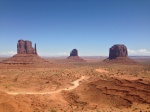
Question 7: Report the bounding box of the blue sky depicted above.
[0,0,150,56]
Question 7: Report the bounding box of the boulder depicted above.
[109,44,128,59]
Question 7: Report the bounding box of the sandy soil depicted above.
[6,76,88,95]
[95,68,109,73]
[0,57,150,112]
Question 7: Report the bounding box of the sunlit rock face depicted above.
[109,44,128,59]
[17,40,37,54]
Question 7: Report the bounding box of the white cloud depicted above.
[56,52,68,55]
[0,51,17,56]
[7,51,17,55]
[128,49,137,54]
[137,49,150,54]
[0,51,69,57]
[128,49,150,55]
[38,52,69,56]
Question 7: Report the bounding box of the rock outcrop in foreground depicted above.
[104,44,136,64]
[3,39,48,65]
[67,49,85,62]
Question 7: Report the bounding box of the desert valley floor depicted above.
[0,57,150,112]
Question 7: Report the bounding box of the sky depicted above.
[0,0,150,57]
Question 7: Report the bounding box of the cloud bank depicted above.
[0,51,17,57]
[128,49,150,55]
[38,52,69,56]
[0,49,150,57]
[0,51,69,57]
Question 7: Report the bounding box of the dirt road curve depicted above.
[6,76,88,95]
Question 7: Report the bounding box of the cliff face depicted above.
[17,40,37,54]
[2,39,48,65]
[109,44,128,59]
[67,49,85,62]
[104,44,136,64]
[70,49,78,56]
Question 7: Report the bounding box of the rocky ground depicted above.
[0,57,150,112]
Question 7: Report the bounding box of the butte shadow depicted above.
[104,44,136,64]
[3,39,48,65]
